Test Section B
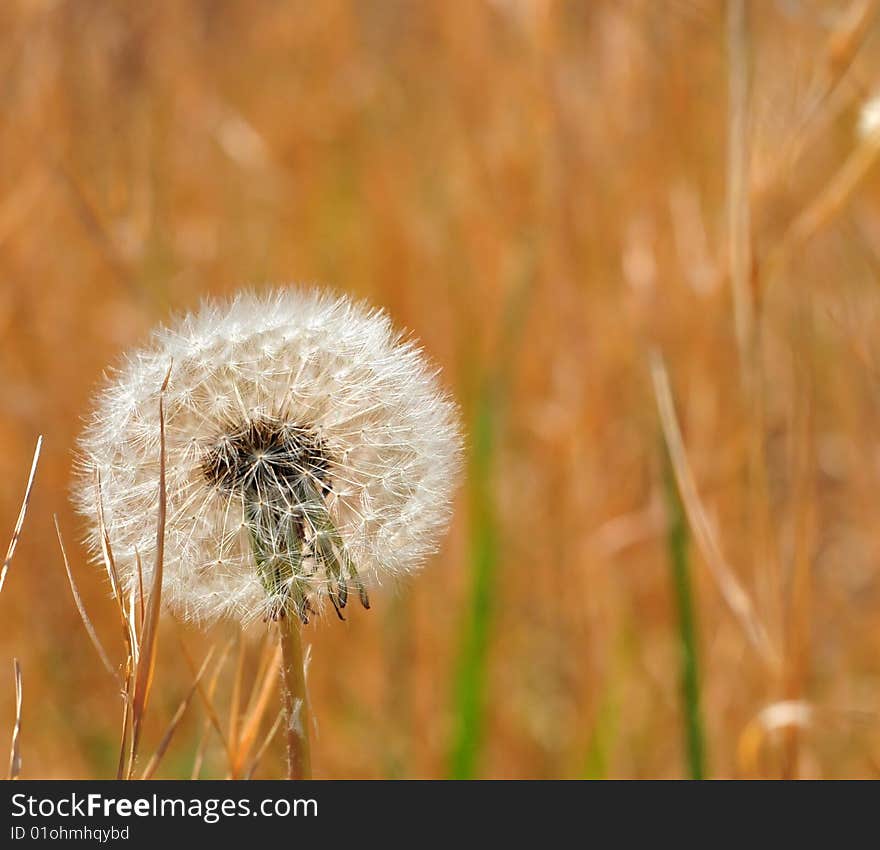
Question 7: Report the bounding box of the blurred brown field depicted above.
[4,0,880,779]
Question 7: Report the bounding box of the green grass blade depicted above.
[448,388,497,779]
[663,448,707,780]
[447,249,533,780]
[581,687,617,780]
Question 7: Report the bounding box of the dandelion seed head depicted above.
[74,288,463,625]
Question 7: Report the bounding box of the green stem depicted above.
[663,449,706,780]
[448,388,497,779]
[448,248,533,780]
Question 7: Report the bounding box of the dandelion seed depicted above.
[74,288,462,627]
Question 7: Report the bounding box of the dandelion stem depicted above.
[278,615,311,780]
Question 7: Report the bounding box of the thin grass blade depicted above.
[235,642,282,774]
[7,659,22,779]
[0,436,42,597]
[141,648,213,780]
[662,446,707,780]
[227,633,247,777]
[96,474,135,662]
[180,634,234,760]
[650,353,777,666]
[129,371,170,775]
[244,709,284,780]
[54,515,119,685]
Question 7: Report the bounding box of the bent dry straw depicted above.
[74,288,463,777]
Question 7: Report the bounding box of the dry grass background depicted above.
[3,0,880,779]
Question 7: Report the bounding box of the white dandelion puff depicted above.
[74,288,463,626]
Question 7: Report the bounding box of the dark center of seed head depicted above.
[201,416,331,498]
[201,415,368,624]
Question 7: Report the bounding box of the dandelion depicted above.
[75,288,462,778]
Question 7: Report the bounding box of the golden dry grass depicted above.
[3,0,880,778]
